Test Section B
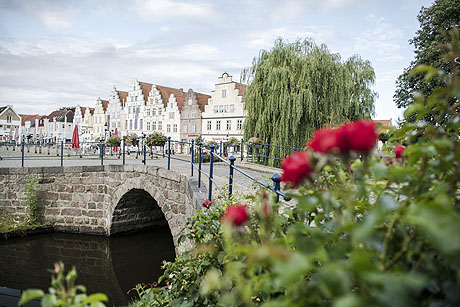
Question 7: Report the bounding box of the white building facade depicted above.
[201,73,246,142]
[107,87,127,137]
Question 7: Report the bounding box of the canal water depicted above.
[0,228,176,306]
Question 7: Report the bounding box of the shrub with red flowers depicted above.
[221,204,249,226]
[202,200,212,209]
[132,29,460,307]
[280,151,313,186]
[394,145,406,158]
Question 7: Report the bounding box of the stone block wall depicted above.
[0,165,195,252]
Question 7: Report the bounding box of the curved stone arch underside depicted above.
[106,173,192,252]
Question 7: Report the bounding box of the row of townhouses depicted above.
[2,73,248,149]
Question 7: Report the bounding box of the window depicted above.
[147,109,150,116]
[192,124,196,133]
[158,108,162,115]
[216,120,221,131]
[225,105,229,113]
[147,122,151,130]
[167,124,171,133]
[126,120,128,129]
[188,98,193,105]
[230,104,235,113]
[134,119,138,130]
[184,111,188,119]
[140,119,143,130]
[207,121,211,130]
[130,120,133,130]
[237,119,242,130]
[158,121,162,130]
[62,123,65,129]
[214,106,218,113]
[152,108,156,116]
[173,124,177,133]
[222,89,226,98]
[152,121,156,130]
[191,111,196,118]
[6,115,12,123]
[226,120,231,130]
[219,105,223,113]
[184,124,188,133]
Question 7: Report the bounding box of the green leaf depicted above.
[41,294,57,307]
[18,289,44,305]
[404,103,425,118]
[372,162,388,180]
[376,194,398,212]
[82,293,108,303]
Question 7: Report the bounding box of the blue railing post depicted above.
[264,143,267,166]
[198,142,202,188]
[122,140,126,165]
[190,139,194,177]
[228,155,236,199]
[208,144,215,201]
[143,143,146,165]
[292,144,295,154]
[21,136,25,168]
[240,138,244,161]
[167,136,171,170]
[100,139,104,166]
[60,140,64,167]
[220,140,222,156]
[271,173,281,203]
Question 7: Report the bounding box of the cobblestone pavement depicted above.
[0,147,282,200]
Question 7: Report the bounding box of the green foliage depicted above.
[394,0,460,111]
[131,31,460,306]
[19,262,108,307]
[242,38,376,166]
[24,175,40,225]
[105,135,121,147]
[145,132,168,147]
[0,210,31,233]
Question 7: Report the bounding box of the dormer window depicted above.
[222,90,226,98]
[188,98,193,105]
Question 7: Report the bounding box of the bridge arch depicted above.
[106,170,192,252]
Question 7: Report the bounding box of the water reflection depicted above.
[0,228,176,306]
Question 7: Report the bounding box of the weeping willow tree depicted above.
[242,38,376,166]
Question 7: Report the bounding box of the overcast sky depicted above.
[0,0,433,120]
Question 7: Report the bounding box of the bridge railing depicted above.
[0,137,293,203]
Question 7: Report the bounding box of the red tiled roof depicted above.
[19,114,40,126]
[139,81,186,110]
[101,100,109,111]
[117,90,128,107]
[80,107,87,116]
[373,120,391,126]
[195,92,210,112]
[235,83,247,96]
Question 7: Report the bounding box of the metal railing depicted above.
[0,137,293,203]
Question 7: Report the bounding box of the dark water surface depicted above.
[0,228,176,306]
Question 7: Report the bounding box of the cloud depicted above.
[2,0,80,29]
[134,0,218,20]
[354,16,404,59]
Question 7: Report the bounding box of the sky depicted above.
[0,0,434,121]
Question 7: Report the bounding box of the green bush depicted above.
[131,28,460,307]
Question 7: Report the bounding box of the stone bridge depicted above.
[0,165,205,253]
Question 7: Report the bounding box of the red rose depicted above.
[202,200,212,209]
[337,120,377,153]
[221,204,249,226]
[307,128,339,153]
[281,151,313,186]
[394,145,406,158]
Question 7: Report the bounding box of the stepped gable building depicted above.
[93,98,109,140]
[0,105,21,142]
[107,87,128,136]
[201,73,247,142]
[180,89,210,148]
[44,108,74,143]
[129,80,186,147]
[20,114,45,142]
